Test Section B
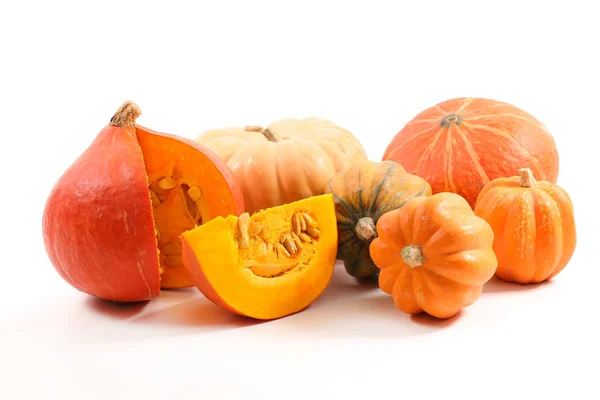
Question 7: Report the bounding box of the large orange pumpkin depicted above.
[382,97,559,208]
[196,118,368,214]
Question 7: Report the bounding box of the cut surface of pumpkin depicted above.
[136,125,245,289]
[181,194,338,320]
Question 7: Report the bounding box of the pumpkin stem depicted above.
[518,168,536,188]
[244,125,282,142]
[401,245,423,268]
[109,100,141,127]
[355,217,377,242]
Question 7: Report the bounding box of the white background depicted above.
[1,1,599,399]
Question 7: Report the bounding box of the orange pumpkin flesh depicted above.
[474,168,576,284]
[181,194,338,320]
[383,97,560,208]
[370,192,498,319]
[136,125,245,288]
[42,101,244,302]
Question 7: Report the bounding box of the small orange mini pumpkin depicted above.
[370,192,498,319]
[474,168,576,284]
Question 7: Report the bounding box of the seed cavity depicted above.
[241,210,320,271]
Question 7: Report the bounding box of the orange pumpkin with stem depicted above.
[42,101,244,302]
[370,192,498,319]
[383,97,560,208]
[474,168,576,283]
[196,118,368,214]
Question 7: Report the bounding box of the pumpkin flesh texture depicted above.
[370,193,498,319]
[474,170,576,283]
[136,126,245,289]
[383,97,559,208]
[196,118,368,214]
[326,160,432,278]
[181,194,338,320]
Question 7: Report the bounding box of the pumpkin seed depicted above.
[187,186,202,202]
[292,214,302,235]
[291,232,303,250]
[158,177,177,190]
[277,243,291,258]
[302,213,316,228]
[305,226,320,239]
[299,232,312,243]
[283,236,297,256]
[164,255,182,267]
[238,213,251,248]
[161,242,181,256]
[248,221,264,237]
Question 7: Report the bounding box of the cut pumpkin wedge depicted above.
[181,194,338,320]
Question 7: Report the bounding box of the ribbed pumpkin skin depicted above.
[370,193,498,319]
[325,160,432,279]
[196,118,368,214]
[474,168,576,283]
[383,97,560,208]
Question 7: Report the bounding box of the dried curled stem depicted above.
[110,100,141,127]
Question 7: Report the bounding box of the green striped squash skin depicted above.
[325,160,432,279]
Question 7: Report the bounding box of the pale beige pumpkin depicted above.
[196,118,368,214]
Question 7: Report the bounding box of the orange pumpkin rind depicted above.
[383,97,560,208]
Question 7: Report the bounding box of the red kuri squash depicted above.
[383,97,559,208]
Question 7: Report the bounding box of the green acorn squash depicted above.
[325,160,432,280]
